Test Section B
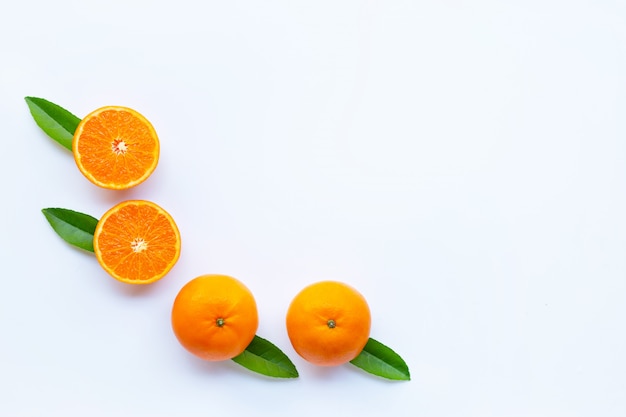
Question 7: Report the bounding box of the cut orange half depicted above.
[93,200,181,284]
[72,106,160,190]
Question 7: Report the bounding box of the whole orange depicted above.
[286,281,371,366]
[171,274,259,361]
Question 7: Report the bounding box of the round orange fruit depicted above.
[72,106,159,189]
[171,274,259,361]
[286,280,371,366]
[93,200,181,284]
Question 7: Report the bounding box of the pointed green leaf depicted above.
[231,335,299,378]
[25,97,81,151]
[42,208,98,252]
[350,338,410,381]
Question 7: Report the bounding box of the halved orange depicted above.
[93,200,181,284]
[72,106,159,189]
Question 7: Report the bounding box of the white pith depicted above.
[112,139,128,155]
[131,238,148,253]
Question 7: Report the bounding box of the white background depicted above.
[1,1,625,416]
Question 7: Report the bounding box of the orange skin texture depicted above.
[73,106,159,190]
[286,281,371,366]
[93,200,181,284]
[171,275,259,361]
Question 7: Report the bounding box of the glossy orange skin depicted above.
[73,106,159,190]
[93,200,181,284]
[286,281,371,366]
[171,275,259,361]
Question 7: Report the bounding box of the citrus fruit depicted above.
[171,274,259,361]
[286,280,371,366]
[93,200,181,284]
[72,106,159,189]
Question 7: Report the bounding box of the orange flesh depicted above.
[94,200,180,284]
[73,107,159,189]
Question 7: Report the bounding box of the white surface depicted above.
[1,1,625,416]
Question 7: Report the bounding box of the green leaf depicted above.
[231,335,299,378]
[42,208,98,252]
[350,338,411,381]
[25,97,81,151]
